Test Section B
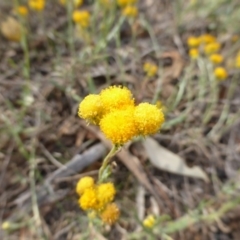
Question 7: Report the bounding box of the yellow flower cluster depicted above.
[78,86,165,145]
[72,10,90,28]
[17,6,29,16]
[28,0,45,11]
[117,0,138,18]
[214,67,228,81]
[209,53,223,65]
[187,34,221,60]
[122,5,138,18]
[187,34,228,80]
[76,176,119,225]
[143,215,156,228]
[143,62,158,77]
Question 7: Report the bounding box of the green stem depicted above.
[98,145,119,182]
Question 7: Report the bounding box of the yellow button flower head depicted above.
[122,5,138,18]
[100,86,134,113]
[187,36,200,48]
[214,67,228,81]
[28,0,45,11]
[79,188,98,210]
[200,34,216,44]
[117,0,137,7]
[134,103,165,136]
[100,107,137,145]
[78,94,103,125]
[17,6,29,16]
[74,0,83,7]
[143,215,156,228]
[72,10,90,28]
[100,203,120,225]
[96,182,116,208]
[143,62,158,77]
[189,48,199,59]
[204,42,221,55]
[76,176,95,196]
[209,54,223,64]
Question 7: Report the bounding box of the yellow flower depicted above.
[209,54,223,64]
[79,188,98,210]
[143,215,156,228]
[1,17,22,42]
[204,42,221,55]
[72,10,90,28]
[1,221,10,230]
[117,0,137,7]
[74,0,83,7]
[17,6,29,16]
[122,5,138,18]
[96,182,116,208]
[214,67,228,81]
[100,107,137,145]
[28,0,45,11]
[100,86,134,113]
[200,34,216,44]
[78,94,103,125]
[100,203,120,225]
[76,176,95,196]
[134,103,165,136]
[189,48,199,59]
[143,62,158,77]
[187,36,200,48]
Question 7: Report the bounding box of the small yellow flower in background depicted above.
[187,36,200,48]
[200,34,216,44]
[189,48,199,59]
[28,0,45,11]
[17,6,29,16]
[143,215,156,228]
[72,10,90,28]
[96,182,116,207]
[214,67,228,81]
[100,203,120,225]
[100,107,137,145]
[134,103,165,136]
[100,86,134,113]
[74,0,83,7]
[143,62,158,77]
[117,0,137,7]
[79,188,98,210]
[78,94,103,125]
[122,5,138,18]
[1,17,22,42]
[204,42,221,55]
[76,176,95,196]
[1,221,10,230]
[209,54,223,64]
